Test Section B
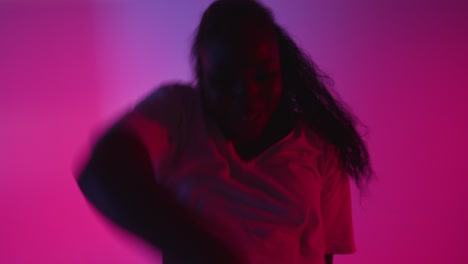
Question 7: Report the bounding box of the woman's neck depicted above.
[233,102,295,161]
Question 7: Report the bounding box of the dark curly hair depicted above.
[191,0,373,191]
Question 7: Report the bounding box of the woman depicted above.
[77,0,373,263]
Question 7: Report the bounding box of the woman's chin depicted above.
[230,126,265,145]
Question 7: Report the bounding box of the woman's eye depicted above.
[254,72,277,82]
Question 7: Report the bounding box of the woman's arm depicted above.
[77,127,240,263]
[77,127,192,250]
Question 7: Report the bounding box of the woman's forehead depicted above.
[201,33,279,72]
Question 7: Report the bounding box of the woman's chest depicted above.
[157,128,324,230]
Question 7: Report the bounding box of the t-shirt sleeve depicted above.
[320,145,356,254]
[120,83,193,175]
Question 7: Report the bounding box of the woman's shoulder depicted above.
[153,82,197,97]
[295,120,342,177]
[133,82,198,116]
[296,119,327,150]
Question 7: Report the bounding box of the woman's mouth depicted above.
[241,111,263,121]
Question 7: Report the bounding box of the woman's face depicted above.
[199,27,283,144]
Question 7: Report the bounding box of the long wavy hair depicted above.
[191,0,373,191]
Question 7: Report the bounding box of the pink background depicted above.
[1,0,467,263]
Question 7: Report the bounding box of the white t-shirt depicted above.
[121,83,355,264]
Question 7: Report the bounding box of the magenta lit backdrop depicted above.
[1,0,467,263]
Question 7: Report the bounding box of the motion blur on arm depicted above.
[76,122,241,263]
